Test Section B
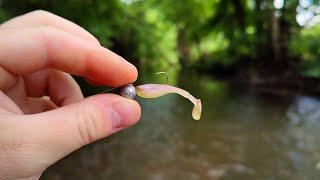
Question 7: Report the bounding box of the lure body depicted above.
[135,84,202,120]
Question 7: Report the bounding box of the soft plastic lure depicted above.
[120,84,202,120]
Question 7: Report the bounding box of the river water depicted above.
[43,70,320,180]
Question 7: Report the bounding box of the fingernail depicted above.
[109,107,122,128]
[110,99,137,128]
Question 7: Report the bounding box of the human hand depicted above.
[0,10,141,180]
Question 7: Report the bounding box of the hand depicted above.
[0,10,141,180]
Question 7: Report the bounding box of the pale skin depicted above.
[0,10,141,180]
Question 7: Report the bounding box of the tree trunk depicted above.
[177,29,189,67]
[270,8,280,63]
[255,0,265,61]
[278,0,292,65]
[231,0,245,32]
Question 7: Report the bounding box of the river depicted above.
[43,69,320,180]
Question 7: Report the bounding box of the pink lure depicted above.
[135,84,202,120]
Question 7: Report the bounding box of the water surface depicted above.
[43,70,320,180]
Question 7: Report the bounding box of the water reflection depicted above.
[288,96,320,125]
[43,70,320,180]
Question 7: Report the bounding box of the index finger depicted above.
[0,27,137,87]
[0,10,100,45]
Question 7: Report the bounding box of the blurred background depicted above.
[1,0,320,179]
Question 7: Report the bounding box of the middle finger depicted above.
[24,69,84,107]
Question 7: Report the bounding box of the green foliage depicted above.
[0,0,319,77]
[291,25,320,77]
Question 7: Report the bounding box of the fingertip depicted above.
[129,63,138,83]
[102,49,139,85]
[86,47,139,87]
[92,94,141,128]
[126,99,141,126]
[111,97,141,127]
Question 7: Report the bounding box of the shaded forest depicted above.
[0,0,320,90]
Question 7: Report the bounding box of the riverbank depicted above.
[195,60,320,95]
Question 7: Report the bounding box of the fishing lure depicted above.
[120,83,202,120]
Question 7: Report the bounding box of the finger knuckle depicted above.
[63,73,82,94]
[30,10,54,19]
[37,25,60,66]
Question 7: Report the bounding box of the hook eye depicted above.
[155,72,169,83]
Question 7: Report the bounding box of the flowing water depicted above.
[43,70,320,180]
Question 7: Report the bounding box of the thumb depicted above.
[8,94,140,165]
